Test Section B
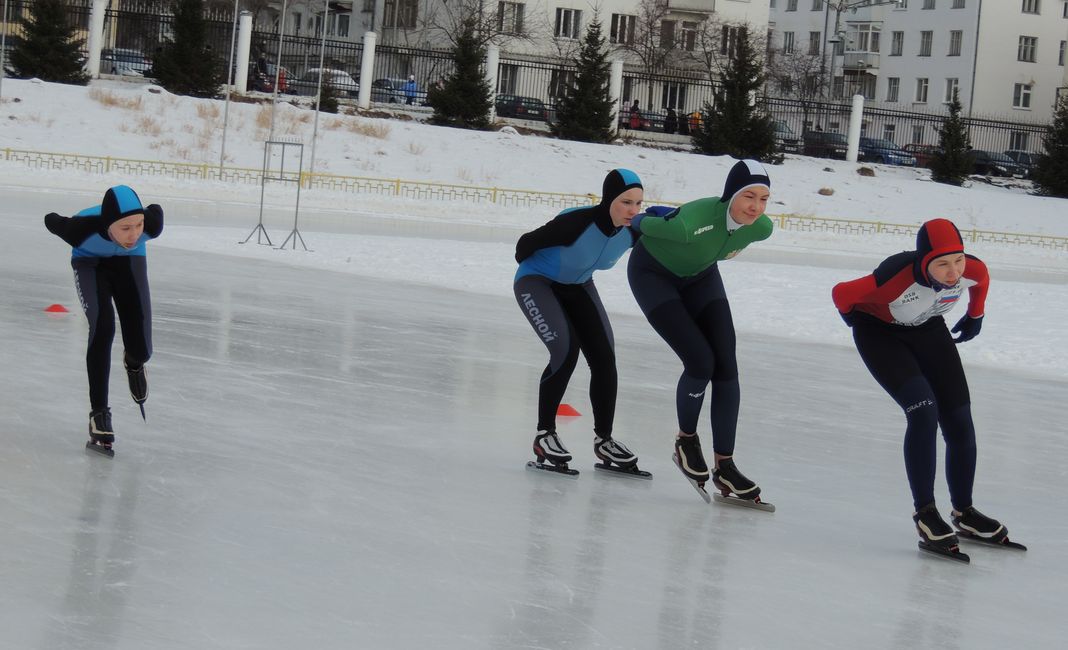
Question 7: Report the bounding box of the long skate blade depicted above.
[85,440,115,458]
[138,403,146,421]
[918,541,970,563]
[594,463,652,480]
[712,493,776,512]
[526,460,579,478]
[672,454,711,503]
[957,531,1027,551]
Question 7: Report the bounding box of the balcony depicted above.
[843,52,880,70]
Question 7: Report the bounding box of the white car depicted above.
[101,48,152,77]
[289,69,359,98]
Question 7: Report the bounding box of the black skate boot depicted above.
[673,433,712,501]
[711,458,775,511]
[914,503,968,562]
[87,408,115,457]
[594,436,651,479]
[124,354,148,420]
[527,431,578,476]
[712,458,761,499]
[952,506,1025,550]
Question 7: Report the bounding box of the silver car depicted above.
[288,68,359,98]
[101,48,152,77]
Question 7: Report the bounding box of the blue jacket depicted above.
[514,205,636,284]
[45,202,164,258]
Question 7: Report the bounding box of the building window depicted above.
[884,123,896,142]
[290,11,302,35]
[912,125,925,144]
[1018,36,1038,62]
[1060,40,1066,65]
[948,30,962,56]
[848,24,881,52]
[610,14,635,44]
[916,77,929,102]
[662,82,687,110]
[1064,1,1068,17]
[858,75,876,99]
[944,78,959,102]
[923,0,935,8]
[783,31,795,54]
[812,0,824,9]
[682,22,698,51]
[498,63,518,94]
[786,0,798,10]
[887,76,900,102]
[1013,82,1033,108]
[555,8,581,39]
[337,14,350,38]
[809,31,821,55]
[722,26,743,58]
[953,0,965,6]
[919,31,933,56]
[661,20,676,49]
[549,69,575,98]
[1009,131,1029,150]
[384,0,417,29]
[891,31,904,55]
[1021,0,1040,13]
[498,2,525,35]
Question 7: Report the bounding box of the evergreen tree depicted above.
[9,0,89,85]
[692,26,777,163]
[1031,96,1068,198]
[930,89,972,186]
[151,0,223,98]
[551,17,614,143]
[427,18,492,129]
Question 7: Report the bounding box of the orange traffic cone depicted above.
[556,403,581,417]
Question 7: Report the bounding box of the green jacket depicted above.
[637,197,773,277]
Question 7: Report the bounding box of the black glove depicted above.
[44,212,96,248]
[839,310,856,327]
[951,315,983,343]
[143,203,164,238]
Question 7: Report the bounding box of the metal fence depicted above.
[4,147,1066,252]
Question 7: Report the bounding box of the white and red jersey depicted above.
[833,251,988,327]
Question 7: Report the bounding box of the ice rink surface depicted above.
[2,189,1066,649]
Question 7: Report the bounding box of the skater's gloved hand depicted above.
[951,314,983,343]
[143,203,165,238]
[644,205,677,218]
[44,212,96,248]
[839,310,856,327]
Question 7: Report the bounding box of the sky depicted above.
[1,77,1067,650]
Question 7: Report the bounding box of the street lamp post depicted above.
[822,0,903,100]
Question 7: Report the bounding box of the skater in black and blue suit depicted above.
[45,185,164,455]
[514,169,644,472]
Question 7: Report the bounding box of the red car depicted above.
[903,143,940,169]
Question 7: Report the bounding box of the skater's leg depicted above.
[560,280,617,438]
[913,326,977,512]
[113,256,153,368]
[514,275,579,434]
[73,259,115,412]
[691,293,740,457]
[854,324,939,510]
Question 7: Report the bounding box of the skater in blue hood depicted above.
[515,169,648,477]
[45,185,164,456]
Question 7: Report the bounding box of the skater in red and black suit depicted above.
[832,218,1021,556]
[45,185,164,455]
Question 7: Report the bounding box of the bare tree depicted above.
[765,49,826,132]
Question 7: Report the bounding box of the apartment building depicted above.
[769,0,1068,124]
[266,0,768,58]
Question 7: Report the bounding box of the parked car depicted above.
[495,94,550,122]
[802,130,848,159]
[903,143,941,169]
[1003,149,1038,178]
[288,68,358,98]
[969,150,1026,177]
[370,77,426,105]
[858,137,917,166]
[772,120,800,153]
[101,48,152,77]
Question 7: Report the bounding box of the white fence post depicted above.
[358,31,376,109]
[847,94,864,163]
[609,59,624,136]
[235,11,252,94]
[86,0,107,78]
[486,45,500,121]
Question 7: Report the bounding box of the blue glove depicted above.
[839,311,856,327]
[951,315,983,343]
[644,205,677,217]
